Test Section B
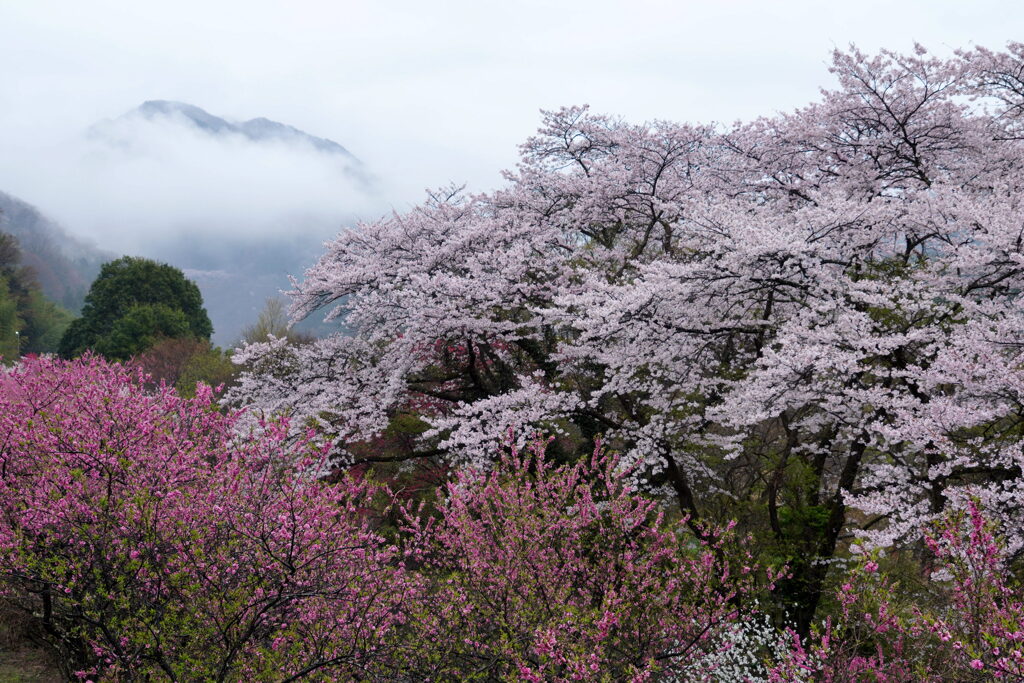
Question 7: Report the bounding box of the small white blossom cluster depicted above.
[688,612,803,683]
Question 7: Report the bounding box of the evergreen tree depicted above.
[59,256,212,361]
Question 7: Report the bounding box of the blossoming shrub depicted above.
[0,356,418,681]
[771,501,1024,681]
[400,439,780,681]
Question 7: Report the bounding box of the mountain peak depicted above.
[137,100,233,133]
[97,101,360,163]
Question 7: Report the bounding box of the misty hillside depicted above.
[0,192,112,312]
[88,101,371,345]
[0,188,341,346]
[172,230,343,345]
[0,103,375,345]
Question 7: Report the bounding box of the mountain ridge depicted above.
[87,100,366,176]
[3,102,374,342]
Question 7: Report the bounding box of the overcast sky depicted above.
[1,0,1023,250]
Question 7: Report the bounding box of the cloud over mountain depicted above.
[0,100,382,256]
[0,101,385,344]
[97,100,365,170]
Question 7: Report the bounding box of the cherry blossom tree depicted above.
[230,42,1024,632]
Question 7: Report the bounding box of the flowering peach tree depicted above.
[772,501,1024,681]
[398,438,781,681]
[0,356,419,680]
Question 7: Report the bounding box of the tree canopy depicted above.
[231,42,1024,632]
[59,256,212,360]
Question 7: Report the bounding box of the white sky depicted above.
[1,0,1023,247]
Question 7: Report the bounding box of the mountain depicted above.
[0,192,113,313]
[89,100,369,185]
[0,103,374,345]
[79,101,374,345]
[137,100,357,158]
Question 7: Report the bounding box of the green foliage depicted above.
[175,345,238,398]
[0,232,74,361]
[129,337,238,398]
[19,291,72,354]
[93,303,190,360]
[59,256,213,361]
[239,297,314,346]
[0,286,19,363]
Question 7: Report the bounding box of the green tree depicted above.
[0,232,73,360]
[0,284,19,362]
[59,256,212,361]
[175,344,238,398]
[130,337,240,398]
[92,303,191,360]
[239,297,314,346]
[19,290,72,354]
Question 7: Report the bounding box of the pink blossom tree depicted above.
[398,437,779,681]
[0,356,419,680]
[772,501,1024,681]
[231,42,1024,632]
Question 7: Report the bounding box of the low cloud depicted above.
[0,107,394,344]
[0,110,385,256]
